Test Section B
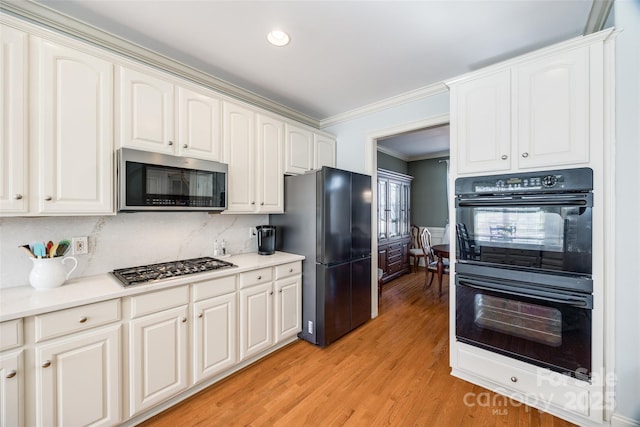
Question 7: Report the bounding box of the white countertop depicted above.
[0,251,304,322]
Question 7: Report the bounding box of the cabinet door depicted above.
[35,325,120,427]
[452,69,511,174]
[514,46,590,168]
[387,180,402,239]
[377,178,388,240]
[35,38,114,214]
[0,350,23,427]
[313,134,336,169]
[192,293,237,384]
[177,87,222,161]
[274,276,301,343]
[239,282,273,361]
[223,101,256,212]
[129,305,188,416]
[0,26,28,214]
[284,124,313,174]
[256,114,284,213]
[119,66,175,154]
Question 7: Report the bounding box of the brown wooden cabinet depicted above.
[377,169,412,284]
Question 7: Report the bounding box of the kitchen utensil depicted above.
[29,256,78,289]
[49,243,59,258]
[19,245,35,258]
[33,243,47,258]
[57,240,70,256]
[46,241,53,256]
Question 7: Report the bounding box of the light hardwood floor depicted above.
[140,272,576,426]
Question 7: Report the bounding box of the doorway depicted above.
[366,114,450,317]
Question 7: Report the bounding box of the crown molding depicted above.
[0,0,320,128]
[320,82,448,128]
[377,146,410,162]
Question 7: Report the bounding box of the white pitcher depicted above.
[29,257,78,290]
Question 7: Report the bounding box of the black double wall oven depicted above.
[455,168,593,381]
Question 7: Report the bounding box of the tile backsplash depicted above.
[0,213,269,288]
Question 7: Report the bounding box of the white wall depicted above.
[323,92,450,174]
[613,0,640,424]
[0,213,268,288]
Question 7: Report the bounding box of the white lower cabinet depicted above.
[128,288,189,417]
[0,350,24,427]
[239,281,274,361]
[192,284,237,384]
[35,325,121,427]
[274,263,302,343]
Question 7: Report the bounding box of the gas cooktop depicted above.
[112,257,236,287]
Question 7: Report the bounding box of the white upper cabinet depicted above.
[119,66,175,154]
[0,25,28,214]
[451,43,600,175]
[451,69,511,174]
[313,134,337,170]
[513,46,591,169]
[177,87,222,161]
[256,113,284,213]
[33,37,114,214]
[284,124,313,174]
[223,101,256,212]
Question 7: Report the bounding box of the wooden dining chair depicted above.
[409,225,425,273]
[419,227,449,292]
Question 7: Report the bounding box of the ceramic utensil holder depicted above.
[29,257,78,290]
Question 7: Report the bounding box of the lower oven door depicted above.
[456,274,592,380]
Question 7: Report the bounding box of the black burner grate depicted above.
[112,257,236,287]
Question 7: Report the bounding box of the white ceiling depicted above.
[29,0,596,158]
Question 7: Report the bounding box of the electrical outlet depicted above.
[249,227,256,238]
[72,237,88,255]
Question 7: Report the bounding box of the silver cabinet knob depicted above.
[5,370,16,379]
[279,289,283,293]
[501,155,508,160]
[14,194,23,200]
[79,316,88,323]
[510,376,518,383]
[198,313,203,318]
[251,201,256,205]
[183,144,188,149]
[257,275,262,280]
[44,196,52,201]
[168,141,173,146]
[521,152,529,158]
[42,360,51,368]
[180,317,187,323]
[260,202,264,206]
[289,268,293,273]
[270,291,274,295]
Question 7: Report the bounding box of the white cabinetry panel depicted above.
[34,38,113,214]
[239,282,273,360]
[223,101,256,212]
[256,113,284,213]
[119,66,174,153]
[0,350,23,427]
[274,275,301,343]
[35,325,121,427]
[284,124,313,174]
[514,46,590,168]
[0,25,28,214]
[177,87,222,161]
[313,134,337,170]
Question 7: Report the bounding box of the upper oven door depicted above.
[455,192,593,275]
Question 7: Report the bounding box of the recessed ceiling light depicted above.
[267,30,290,47]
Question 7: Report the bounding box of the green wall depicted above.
[407,157,449,227]
[377,151,408,174]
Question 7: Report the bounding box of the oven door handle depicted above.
[456,193,592,207]
[458,278,593,309]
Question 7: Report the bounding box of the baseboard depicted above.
[611,414,640,427]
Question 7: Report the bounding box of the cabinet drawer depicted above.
[192,275,236,302]
[239,267,273,289]
[388,261,402,273]
[457,346,589,416]
[129,286,189,319]
[35,299,121,342]
[0,319,23,351]
[275,262,301,280]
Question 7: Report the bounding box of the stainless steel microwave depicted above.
[117,148,228,212]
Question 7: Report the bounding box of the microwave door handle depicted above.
[458,279,592,309]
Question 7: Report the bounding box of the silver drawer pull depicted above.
[289,268,293,273]
[5,370,17,379]
[501,155,508,160]
[270,291,274,295]
[168,141,173,146]
[14,194,23,200]
[79,316,88,323]
[279,289,283,293]
[42,360,51,368]
[44,196,52,201]
[510,376,518,383]
[257,275,262,280]
[521,152,529,158]
[180,317,187,323]
[198,313,204,318]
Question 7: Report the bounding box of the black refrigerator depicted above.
[270,167,372,346]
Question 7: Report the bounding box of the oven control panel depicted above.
[472,173,565,193]
[455,168,593,195]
